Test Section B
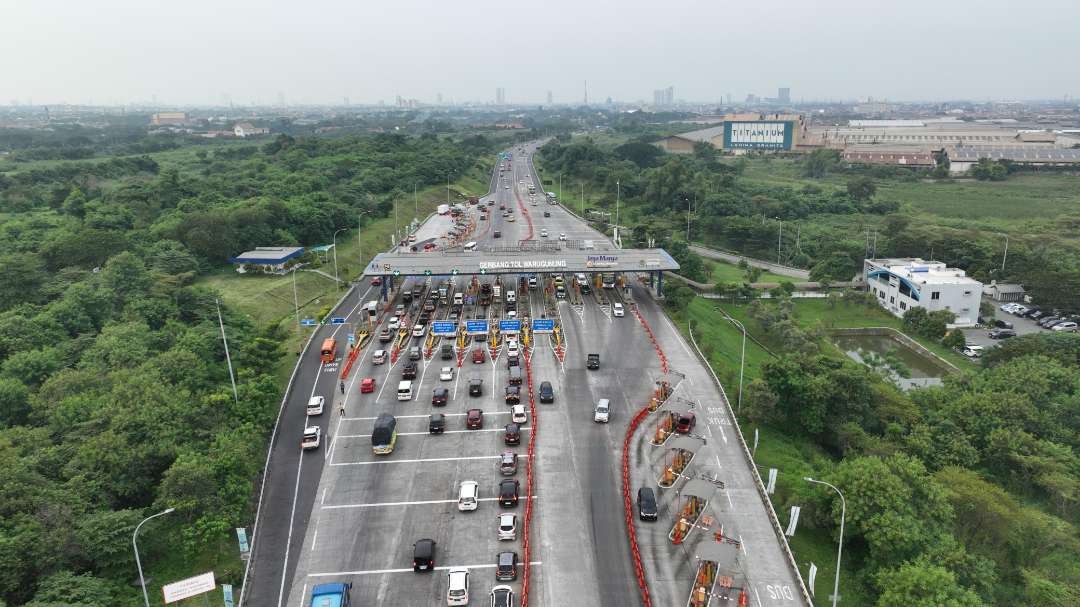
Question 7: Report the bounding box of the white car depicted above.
[301,426,321,450]
[593,399,610,423]
[506,341,520,358]
[558,233,566,241]
[507,310,517,320]
[446,568,469,606]
[412,324,425,338]
[1051,321,1078,332]
[505,185,510,189]
[306,395,324,416]
[962,345,984,358]
[498,513,517,540]
[540,229,548,237]
[388,316,400,330]
[440,366,454,381]
[373,349,387,365]
[511,404,527,424]
[507,215,515,222]
[612,303,625,317]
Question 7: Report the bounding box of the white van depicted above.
[463,241,477,251]
[397,380,413,401]
[458,480,479,511]
[575,273,588,286]
[506,290,516,303]
[454,292,464,305]
[594,398,610,423]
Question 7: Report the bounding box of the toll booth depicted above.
[670,479,716,545]
[653,399,695,446]
[686,541,747,607]
[659,436,706,488]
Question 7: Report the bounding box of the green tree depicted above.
[0,254,47,312]
[803,149,839,178]
[809,251,858,282]
[72,509,146,576]
[942,329,967,351]
[61,187,88,219]
[0,379,30,427]
[25,570,120,607]
[847,176,877,201]
[664,285,696,312]
[874,560,985,607]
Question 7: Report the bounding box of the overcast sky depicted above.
[2,0,1077,106]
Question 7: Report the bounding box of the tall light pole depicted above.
[726,315,747,412]
[357,209,370,270]
[776,217,783,265]
[332,228,347,287]
[615,180,621,231]
[215,299,238,403]
[292,265,300,344]
[133,507,175,607]
[580,183,584,216]
[1001,233,1009,271]
[414,183,418,217]
[686,195,692,242]
[446,173,451,205]
[805,478,846,607]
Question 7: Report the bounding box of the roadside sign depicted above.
[163,572,216,604]
[500,319,521,333]
[432,321,457,336]
[531,318,554,333]
[300,319,317,327]
[330,317,346,325]
[235,528,249,554]
[466,320,488,335]
[223,584,234,607]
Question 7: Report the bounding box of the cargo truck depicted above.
[372,413,398,455]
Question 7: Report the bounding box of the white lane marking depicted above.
[740,534,750,556]
[308,561,542,577]
[343,411,511,421]
[276,361,323,607]
[299,584,307,607]
[323,496,538,510]
[310,523,318,554]
[321,487,327,506]
[754,585,763,607]
[339,427,531,438]
[330,454,529,466]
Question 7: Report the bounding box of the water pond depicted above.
[832,332,951,390]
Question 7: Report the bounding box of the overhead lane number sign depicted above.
[531,318,554,333]
[500,319,521,333]
[466,319,489,335]
[432,321,457,336]
[330,317,346,325]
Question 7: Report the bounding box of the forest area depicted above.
[0,128,493,605]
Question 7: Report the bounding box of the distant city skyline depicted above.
[2,0,1078,105]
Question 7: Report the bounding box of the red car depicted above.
[466,408,484,429]
[472,348,486,364]
[675,412,696,434]
[360,377,376,393]
[423,242,437,251]
[370,277,382,286]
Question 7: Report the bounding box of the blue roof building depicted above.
[230,247,305,273]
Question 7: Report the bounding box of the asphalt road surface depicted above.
[247,143,808,607]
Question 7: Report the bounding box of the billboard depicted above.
[723,121,793,150]
[163,572,216,603]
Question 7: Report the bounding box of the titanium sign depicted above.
[723,121,794,150]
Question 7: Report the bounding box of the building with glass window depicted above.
[864,258,982,327]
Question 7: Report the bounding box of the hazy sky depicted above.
[2,0,1077,106]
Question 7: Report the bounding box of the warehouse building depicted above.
[946,145,1080,175]
[841,145,936,168]
[864,258,982,327]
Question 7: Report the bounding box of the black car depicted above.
[429,413,445,434]
[498,479,519,507]
[504,385,520,404]
[993,319,1014,329]
[402,362,417,379]
[543,211,551,218]
[988,328,1017,339]
[413,538,436,572]
[637,487,658,521]
[469,378,484,397]
[587,353,600,370]
[432,387,449,407]
[538,381,554,403]
[493,230,502,238]
[504,423,521,446]
[495,551,519,581]
[441,344,454,360]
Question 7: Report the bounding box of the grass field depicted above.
[704,258,792,284]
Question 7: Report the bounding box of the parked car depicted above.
[499,451,518,475]
[675,412,696,434]
[511,404,527,424]
[988,328,1017,339]
[1052,321,1078,332]
[962,345,984,358]
[498,513,517,540]
[498,479,519,507]
[993,319,1014,329]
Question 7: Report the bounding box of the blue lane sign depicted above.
[466,319,489,335]
[531,318,555,333]
[236,528,250,554]
[500,319,522,332]
[223,584,234,607]
[330,317,346,325]
[347,333,355,344]
[432,321,457,336]
[300,319,317,327]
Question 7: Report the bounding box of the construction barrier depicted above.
[520,347,539,607]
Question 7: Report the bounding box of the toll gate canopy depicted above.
[367,246,679,278]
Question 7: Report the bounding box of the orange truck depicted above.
[320,337,337,363]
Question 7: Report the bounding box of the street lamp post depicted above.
[133,507,175,607]
[332,228,347,288]
[726,315,747,412]
[615,180,621,233]
[776,217,783,266]
[805,478,846,607]
[1001,233,1009,271]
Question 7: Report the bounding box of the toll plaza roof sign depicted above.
[367,248,678,278]
[500,319,521,333]
[531,318,554,333]
[465,319,489,335]
[432,321,457,336]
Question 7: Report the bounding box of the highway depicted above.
[246,143,808,607]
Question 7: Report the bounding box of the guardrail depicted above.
[686,322,814,607]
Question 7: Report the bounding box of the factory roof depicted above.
[229,246,305,264]
[947,145,1080,163]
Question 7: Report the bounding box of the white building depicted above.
[233,122,270,137]
[864,258,982,327]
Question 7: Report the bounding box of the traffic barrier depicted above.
[339,345,361,380]
[632,307,669,374]
[520,347,539,607]
[622,402,655,607]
